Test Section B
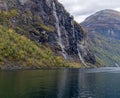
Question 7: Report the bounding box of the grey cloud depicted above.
[58,0,120,22]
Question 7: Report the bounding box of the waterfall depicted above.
[77,46,88,67]
[71,19,87,66]
[77,38,87,66]
[71,19,75,39]
[77,40,88,67]
[52,1,67,59]
[115,63,120,67]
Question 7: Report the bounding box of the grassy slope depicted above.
[0,8,84,69]
[0,26,71,69]
[0,26,83,69]
[91,33,120,67]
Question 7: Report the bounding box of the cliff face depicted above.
[0,0,96,66]
[81,9,120,66]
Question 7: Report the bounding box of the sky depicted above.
[58,0,120,22]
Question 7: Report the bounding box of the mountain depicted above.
[81,9,120,66]
[0,0,96,69]
[0,25,68,70]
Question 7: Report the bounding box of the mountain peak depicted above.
[81,9,120,66]
[96,9,118,13]
[95,9,120,17]
[83,9,120,23]
[81,9,120,39]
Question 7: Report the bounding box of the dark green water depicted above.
[1,67,120,98]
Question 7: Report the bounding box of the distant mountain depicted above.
[81,9,120,66]
[0,0,96,69]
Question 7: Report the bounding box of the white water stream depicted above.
[52,1,67,59]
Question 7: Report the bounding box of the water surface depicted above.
[0,67,120,98]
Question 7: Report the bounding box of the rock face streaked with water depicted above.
[0,0,96,67]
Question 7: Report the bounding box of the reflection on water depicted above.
[0,68,120,98]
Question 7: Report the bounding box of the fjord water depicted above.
[1,68,120,98]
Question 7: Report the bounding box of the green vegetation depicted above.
[0,25,69,69]
[39,23,55,32]
[0,7,83,69]
[91,33,120,67]
[0,9,17,26]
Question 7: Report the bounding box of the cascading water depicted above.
[71,19,88,66]
[115,63,120,67]
[52,0,67,59]
[77,45,88,67]
[71,19,75,39]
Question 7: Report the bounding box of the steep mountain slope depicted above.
[81,9,120,66]
[0,0,96,69]
[0,26,68,69]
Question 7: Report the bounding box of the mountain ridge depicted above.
[81,9,120,66]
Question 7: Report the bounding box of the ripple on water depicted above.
[84,67,120,73]
[78,90,95,98]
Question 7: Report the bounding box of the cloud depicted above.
[58,0,120,22]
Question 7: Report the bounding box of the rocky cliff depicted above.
[81,9,120,66]
[0,0,96,67]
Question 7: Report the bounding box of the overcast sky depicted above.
[58,0,120,22]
